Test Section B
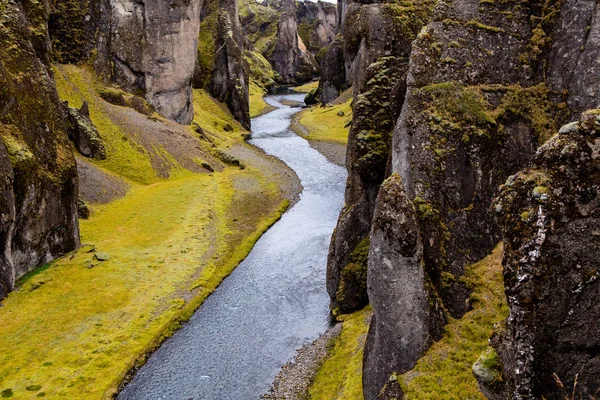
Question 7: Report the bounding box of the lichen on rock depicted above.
[490,110,600,399]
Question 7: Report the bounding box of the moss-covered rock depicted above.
[491,110,600,399]
[0,0,80,299]
[66,102,106,160]
[269,0,318,84]
[363,0,600,398]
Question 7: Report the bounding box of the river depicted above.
[119,93,347,399]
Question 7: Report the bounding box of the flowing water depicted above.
[119,93,347,400]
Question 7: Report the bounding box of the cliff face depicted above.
[345,0,600,398]
[489,109,600,400]
[269,0,318,84]
[97,0,202,124]
[326,0,434,315]
[0,0,80,299]
[50,0,203,124]
[297,0,337,57]
[209,0,251,129]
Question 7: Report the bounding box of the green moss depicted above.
[399,245,509,398]
[413,196,440,221]
[293,98,352,144]
[0,124,35,167]
[249,82,273,118]
[293,80,319,93]
[309,307,372,400]
[48,0,92,63]
[195,0,219,89]
[0,164,288,399]
[519,0,563,69]
[497,83,559,144]
[465,20,506,34]
[239,0,279,57]
[335,237,370,305]
[54,65,158,184]
[192,88,246,136]
[480,347,501,371]
[244,50,276,90]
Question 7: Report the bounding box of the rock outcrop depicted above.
[490,110,600,400]
[269,0,318,84]
[210,0,251,129]
[195,0,250,129]
[97,0,202,124]
[50,0,203,124]
[66,102,107,160]
[326,0,434,314]
[327,57,407,314]
[0,0,80,299]
[358,0,600,398]
[363,174,446,399]
[318,35,346,103]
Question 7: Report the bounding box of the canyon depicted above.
[0,0,599,398]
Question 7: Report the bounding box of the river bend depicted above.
[119,93,347,399]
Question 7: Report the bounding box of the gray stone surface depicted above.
[363,174,445,400]
[211,0,251,129]
[66,102,107,160]
[270,0,318,84]
[96,0,203,124]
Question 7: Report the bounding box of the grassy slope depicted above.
[245,51,276,118]
[54,66,158,184]
[309,307,372,400]
[399,244,508,399]
[293,81,319,93]
[249,82,275,118]
[309,245,507,400]
[0,67,288,399]
[295,99,352,144]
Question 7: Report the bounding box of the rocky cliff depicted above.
[269,0,318,84]
[212,0,251,129]
[0,0,80,299]
[297,0,337,59]
[487,109,600,400]
[50,0,203,125]
[320,0,600,398]
[326,0,434,315]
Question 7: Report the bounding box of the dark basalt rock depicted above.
[362,174,446,400]
[0,0,80,300]
[318,35,346,103]
[491,110,600,400]
[211,0,251,130]
[362,0,600,398]
[66,102,107,160]
[326,56,407,315]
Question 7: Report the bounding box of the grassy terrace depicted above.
[399,244,508,398]
[292,86,352,145]
[0,67,288,399]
